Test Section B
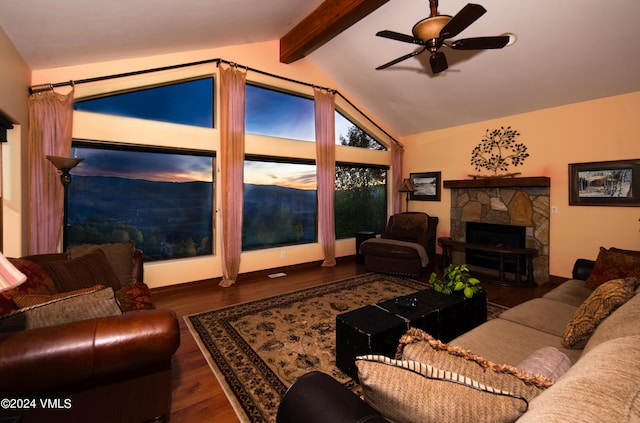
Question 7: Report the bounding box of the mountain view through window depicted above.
[68,145,214,261]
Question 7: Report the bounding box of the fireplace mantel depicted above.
[443,176,550,189]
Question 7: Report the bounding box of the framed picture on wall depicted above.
[409,171,441,201]
[569,159,640,206]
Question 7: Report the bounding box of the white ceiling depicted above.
[2,0,640,137]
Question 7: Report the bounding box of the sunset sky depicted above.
[72,147,317,190]
[244,160,316,190]
[71,147,213,183]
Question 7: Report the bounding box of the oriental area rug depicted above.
[185,273,508,423]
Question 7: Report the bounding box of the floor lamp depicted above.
[399,178,415,212]
[46,155,84,250]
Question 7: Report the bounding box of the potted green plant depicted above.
[429,264,481,298]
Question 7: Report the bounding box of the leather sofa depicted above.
[0,247,180,423]
[276,251,640,423]
[359,212,438,278]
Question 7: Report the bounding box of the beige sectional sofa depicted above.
[449,276,640,421]
[277,248,640,423]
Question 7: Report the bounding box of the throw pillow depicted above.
[42,248,121,292]
[356,354,530,423]
[563,277,639,349]
[0,294,17,317]
[516,347,572,380]
[68,241,136,285]
[397,328,555,390]
[116,282,155,312]
[585,247,640,289]
[12,284,105,308]
[1,258,57,316]
[0,287,122,332]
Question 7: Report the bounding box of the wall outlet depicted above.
[280,251,286,259]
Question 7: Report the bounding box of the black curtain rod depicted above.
[28,58,222,94]
[29,57,401,147]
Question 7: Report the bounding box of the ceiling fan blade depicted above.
[450,36,510,50]
[376,48,427,70]
[430,51,448,74]
[439,3,486,39]
[376,30,424,45]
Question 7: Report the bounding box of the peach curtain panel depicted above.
[314,88,336,267]
[27,88,74,255]
[391,143,404,215]
[219,66,246,287]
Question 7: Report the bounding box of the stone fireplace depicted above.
[443,177,550,285]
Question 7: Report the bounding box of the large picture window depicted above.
[74,78,214,128]
[68,142,214,262]
[245,84,315,141]
[335,123,388,238]
[335,163,387,239]
[72,73,392,266]
[243,158,317,250]
[335,111,386,151]
[246,84,388,150]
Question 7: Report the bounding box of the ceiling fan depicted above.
[376,0,510,74]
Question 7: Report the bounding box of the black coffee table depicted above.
[335,289,487,381]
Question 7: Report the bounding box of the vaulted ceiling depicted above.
[2,0,640,137]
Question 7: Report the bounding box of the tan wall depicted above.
[0,27,30,257]
[401,92,640,278]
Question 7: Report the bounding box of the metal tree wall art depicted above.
[470,126,529,177]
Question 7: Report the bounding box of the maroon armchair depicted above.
[359,212,438,278]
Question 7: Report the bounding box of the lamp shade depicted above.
[0,252,26,292]
[46,155,84,171]
[399,178,415,193]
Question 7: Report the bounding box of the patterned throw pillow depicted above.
[563,277,639,349]
[356,355,530,423]
[42,248,121,292]
[11,284,105,308]
[397,328,555,389]
[0,287,122,332]
[0,294,17,316]
[116,283,155,312]
[68,241,136,286]
[360,328,553,423]
[1,258,57,316]
[585,247,640,289]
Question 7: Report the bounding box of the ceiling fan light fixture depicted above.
[375,2,507,73]
[412,15,451,41]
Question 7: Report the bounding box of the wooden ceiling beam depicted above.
[280,0,389,64]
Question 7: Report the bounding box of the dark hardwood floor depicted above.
[151,256,565,423]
